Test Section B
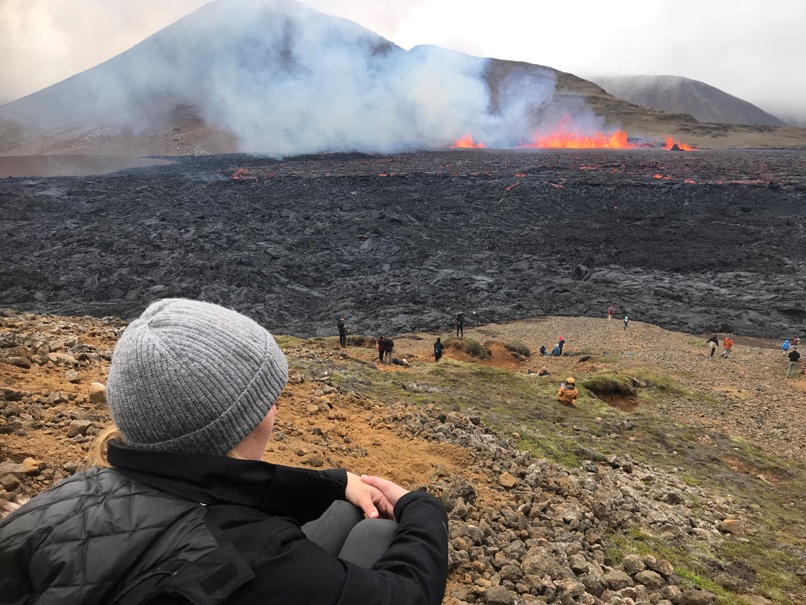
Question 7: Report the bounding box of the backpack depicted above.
[383,338,394,351]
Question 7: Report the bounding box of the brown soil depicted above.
[4,312,804,471]
[3,311,805,604]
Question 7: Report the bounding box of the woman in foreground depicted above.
[0,299,448,605]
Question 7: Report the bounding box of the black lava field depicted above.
[1,148,804,339]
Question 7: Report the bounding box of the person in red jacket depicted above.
[0,300,449,605]
[721,335,734,358]
[377,335,386,362]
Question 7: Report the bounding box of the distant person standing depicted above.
[707,335,719,358]
[557,336,565,354]
[455,312,465,338]
[623,315,629,330]
[721,335,734,358]
[337,315,347,347]
[787,347,801,378]
[383,336,394,364]
[377,336,385,362]
[433,337,444,362]
[607,305,615,322]
[782,339,790,352]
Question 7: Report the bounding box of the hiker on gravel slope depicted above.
[0,299,448,605]
[787,346,801,378]
[383,335,394,364]
[721,335,734,359]
[707,335,719,358]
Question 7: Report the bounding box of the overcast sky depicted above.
[1,0,804,122]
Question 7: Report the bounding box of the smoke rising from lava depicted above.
[0,0,634,155]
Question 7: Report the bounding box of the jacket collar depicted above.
[107,441,345,522]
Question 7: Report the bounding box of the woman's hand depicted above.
[360,475,410,521]
[345,472,384,519]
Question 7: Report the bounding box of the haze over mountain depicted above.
[590,75,788,127]
[1,0,805,156]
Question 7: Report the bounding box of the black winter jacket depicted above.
[0,442,449,605]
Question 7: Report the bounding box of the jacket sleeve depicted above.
[260,466,348,524]
[230,490,449,605]
[337,491,449,605]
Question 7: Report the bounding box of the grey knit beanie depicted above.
[106,298,288,456]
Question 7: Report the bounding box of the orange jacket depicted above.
[724,337,734,351]
[557,386,578,405]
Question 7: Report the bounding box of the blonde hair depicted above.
[89,423,245,466]
[89,425,126,467]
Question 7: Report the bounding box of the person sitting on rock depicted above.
[0,299,449,605]
[539,345,547,356]
[550,344,562,356]
[557,377,579,406]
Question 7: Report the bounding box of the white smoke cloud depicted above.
[170,0,490,154]
[50,0,498,155]
[184,1,613,154]
[2,0,804,127]
[0,0,678,155]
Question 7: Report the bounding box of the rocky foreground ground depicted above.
[2,308,804,604]
[1,149,805,340]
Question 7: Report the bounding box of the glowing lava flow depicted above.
[664,136,696,151]
[450,133,485,148]
[522,129,633,149]
[449,129,695,150]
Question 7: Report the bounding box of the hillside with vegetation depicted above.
[2,309,804,604]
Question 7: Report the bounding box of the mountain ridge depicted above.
[2,0,805,155]
[589,74,788,127]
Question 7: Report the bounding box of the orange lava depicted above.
[449,128,696,151]
[522,129,633,149]
[664,136,696,151]
[451,133,485,148]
